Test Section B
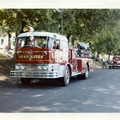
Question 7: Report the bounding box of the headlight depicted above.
[43,66,48,70]
[15,64,48,71]
[38,66,42,70]
[38,65,48,71]
[21,65,25,70]
[15,65,25,70]
[15,65,20,70]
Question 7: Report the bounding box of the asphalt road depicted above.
[0,68,120,113]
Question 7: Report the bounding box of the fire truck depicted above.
[10,26,93,86]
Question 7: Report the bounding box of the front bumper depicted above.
[10,70,59,79]
[109,65,120,68]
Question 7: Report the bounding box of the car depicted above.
[108,56,120,69]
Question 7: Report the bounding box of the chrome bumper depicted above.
[10,70,59,79]
[109,65,120,67]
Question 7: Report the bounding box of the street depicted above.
[0,68,120,112]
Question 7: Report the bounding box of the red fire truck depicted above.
[10,26,93,86]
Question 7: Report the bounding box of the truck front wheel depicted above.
[82,65,89,79]
[21,78,31,85]
[61,66,70,86]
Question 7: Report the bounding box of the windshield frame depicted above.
[16,36,50,49]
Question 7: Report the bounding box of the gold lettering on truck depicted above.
[19,55,43,61]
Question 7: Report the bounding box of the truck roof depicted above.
[17,32,68,41]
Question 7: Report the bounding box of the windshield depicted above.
[16,36,49,49]
[113,57,120,60]
[16,36,60,49]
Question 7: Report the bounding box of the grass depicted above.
[93,59,110,69]
[0,53,15,75]
[93,60,102,68]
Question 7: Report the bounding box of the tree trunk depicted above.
[66,33,71,43]
[108,54,111,61]
[7,30,11,50]
[20,21,26,33]
[97,51,100,59]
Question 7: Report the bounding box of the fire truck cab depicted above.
[10,27,93,86]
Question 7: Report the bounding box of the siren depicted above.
[24,26,34,32]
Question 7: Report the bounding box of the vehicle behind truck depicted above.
[108,56,120,69]
[10,26,93,86]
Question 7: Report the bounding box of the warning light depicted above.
[23,26,34,32]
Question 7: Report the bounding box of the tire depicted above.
[82,65,89,79]
[61,66,70,86]
[21,78,31,85]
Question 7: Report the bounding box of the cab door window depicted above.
[53,39,60,49]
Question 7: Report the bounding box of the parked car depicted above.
[108,56,120,69]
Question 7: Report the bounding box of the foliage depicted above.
[0,9,120,56]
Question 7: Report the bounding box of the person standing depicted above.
[102,58,107,68]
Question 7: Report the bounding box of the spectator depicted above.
[102,58,107,68]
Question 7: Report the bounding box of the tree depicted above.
[0,9,120,57]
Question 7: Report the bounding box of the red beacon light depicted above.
[24,26,34,32]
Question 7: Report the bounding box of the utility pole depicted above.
[47,9,50,32]
[56,8,63,34]
[61,10,63,34]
